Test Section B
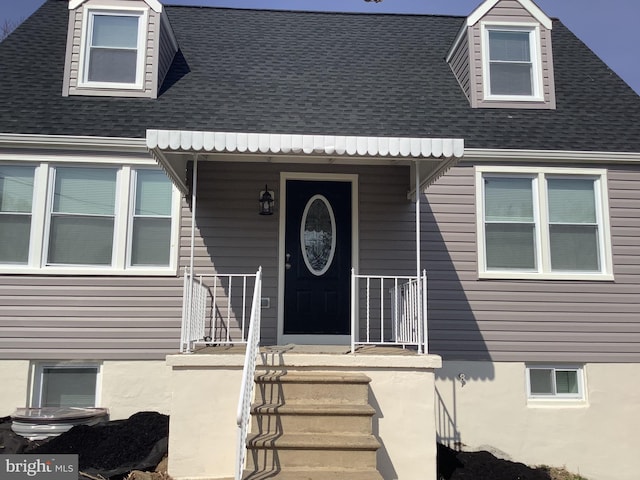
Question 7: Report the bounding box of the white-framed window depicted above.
[32,363,101,408]
[0,165,36,264]
[526,365,584,400]
[79,8,147,89]
[482,23,543,101]
[476,166,613,280]
[0,161,179,275]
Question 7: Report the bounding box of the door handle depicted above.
[285,253,291,270]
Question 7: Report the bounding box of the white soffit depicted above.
[68,0,163,13]
[467,0,552,30]
[146,130,465,159]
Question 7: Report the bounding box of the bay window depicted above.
[477,167,613,280]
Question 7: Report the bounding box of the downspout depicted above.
[415,160,424,354]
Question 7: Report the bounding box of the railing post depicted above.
[350,268,356,354]
[422,269,428,354]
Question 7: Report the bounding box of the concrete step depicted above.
[251,403,375,435]
[254,371,371,405]
[246,433,380,470]
[242,468,384,480]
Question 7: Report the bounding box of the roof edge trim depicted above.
[465,148,640,163]
[0,133,147,152]
[467,0,552,30]
[146,130,465,159]
[68,0,163,13]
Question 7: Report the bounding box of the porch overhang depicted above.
[146,129,464,194]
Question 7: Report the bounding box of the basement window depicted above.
[32,364,100,408]
[526,365,584,400]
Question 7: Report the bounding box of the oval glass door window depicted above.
[300,194,336,276]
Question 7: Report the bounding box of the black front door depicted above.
[284,180,352,335]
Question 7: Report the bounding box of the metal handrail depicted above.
[351,270,428,354]
[235,266,262,480]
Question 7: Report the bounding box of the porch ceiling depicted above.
[146,129,464,194]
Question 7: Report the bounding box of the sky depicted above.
[2,0,639,95]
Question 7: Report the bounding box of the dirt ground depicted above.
[2,414,587,480]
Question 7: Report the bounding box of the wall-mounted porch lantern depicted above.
[259,184,274,215]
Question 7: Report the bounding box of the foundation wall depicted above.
[435,361,640,480]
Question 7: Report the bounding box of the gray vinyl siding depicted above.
[468,0,556,109]
[157,14,178,90]
[448,30,471,101]
[64,0,159,98]
[425,163,640,363]
[0,276,183,360]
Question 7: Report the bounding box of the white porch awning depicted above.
[146,129,464,194]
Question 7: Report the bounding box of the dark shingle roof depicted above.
[1,0,640,152]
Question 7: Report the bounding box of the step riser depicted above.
[255,382,369,405]
[247,448,377,470]
[251,414,372,435]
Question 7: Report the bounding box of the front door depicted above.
[283,180,352,336]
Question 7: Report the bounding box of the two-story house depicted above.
[1,1,639,479]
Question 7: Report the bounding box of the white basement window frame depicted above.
[481,22,544,102]
[526,365,585,401]
[78,7,148,90]
[31,363,102,408]
[475,166,613,280]
[0,161,180,275]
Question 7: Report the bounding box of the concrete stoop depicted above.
[241,371,383,480]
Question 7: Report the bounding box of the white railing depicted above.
[351,269,428,354]
[235,267,262,480]
[180,267,260,353]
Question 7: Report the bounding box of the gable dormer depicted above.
[62,0,178,98]
[447,0,556,109]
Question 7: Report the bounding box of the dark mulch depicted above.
[438,443,557,480]
[28,412,169,478]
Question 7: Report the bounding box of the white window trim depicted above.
[0,159,180,276]
[481,22,544,102]
[77,6,148,90]
[526,364,586,405]
[475,166,614,281]
[31,362,102,408]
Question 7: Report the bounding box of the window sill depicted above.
[0,266,178,276]
[484,94,545,102]
[527,398,588,408]
[479,271,614,281]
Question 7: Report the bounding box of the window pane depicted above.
[0,215,31,263]
[41,367,97,408]
[53,168,117,215]
[92,15,138,49]
[0,165,34,213]
[88,49,138,83]
[48,216,114,265]
[548,178,596,223]
[550,225,600,271]
[529,369,554,395]
[490,63,533,95]
[489,31,531,61]
[486,223,536,269]
[485,177,533,222]
[555,370,579,394]
[131,218,171,266]
[136,170,172,216]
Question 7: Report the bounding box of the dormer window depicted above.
[63,0,177,98]
[81,10,147,89]
[483,24,542,101]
